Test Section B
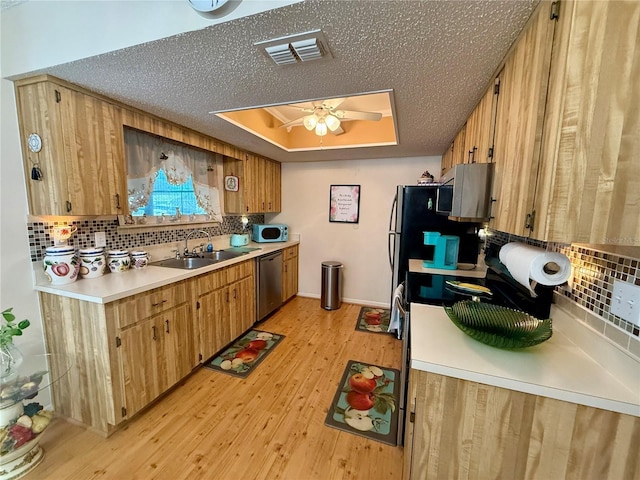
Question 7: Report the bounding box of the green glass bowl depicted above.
[444,301,552,349]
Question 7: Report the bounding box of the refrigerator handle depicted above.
[388,232,396,271]
[388,192,398,271]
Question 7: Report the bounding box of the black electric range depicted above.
[404,251,553,320]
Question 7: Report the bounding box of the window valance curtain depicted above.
[125,128,222,221]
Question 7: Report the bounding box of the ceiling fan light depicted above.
[303,115,317,131]
[325,114,340,132]
[315,119,328,136]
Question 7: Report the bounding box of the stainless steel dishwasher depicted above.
[256,250,283,321]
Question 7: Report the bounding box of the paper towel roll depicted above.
[499,242,571,295]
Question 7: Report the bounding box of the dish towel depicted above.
[388,283,405,339]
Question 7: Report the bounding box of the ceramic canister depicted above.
[107,250,130,273]
[78,247,107,279]
[43,246,80,285]
[130,250,149,269]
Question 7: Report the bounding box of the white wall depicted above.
[271,157,441,307]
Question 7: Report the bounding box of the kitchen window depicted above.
[124,128,223,221]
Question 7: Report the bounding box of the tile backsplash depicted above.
[486,229,640,358]
[28,214,264,262]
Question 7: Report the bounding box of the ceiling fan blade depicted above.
[322,97,347,110]
[335,109,382,121]
[280,117,306,128]
[280,104,315,113]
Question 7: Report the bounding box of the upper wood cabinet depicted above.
[15,77,126,215]
[533,0,640,244]
[223,153,282,214]
[490,0,640,244]
[440,141,454,177]
[463,83,498,165]
[490,1,556,236]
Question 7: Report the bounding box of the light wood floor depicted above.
[28,297,404,480]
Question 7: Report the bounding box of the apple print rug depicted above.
[324,360,400,446]
[204,330,285,379]
[355,306,392,334]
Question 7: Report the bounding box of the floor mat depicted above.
[355,306,392,334]
[324,360,400,446]
[204,330,285,378]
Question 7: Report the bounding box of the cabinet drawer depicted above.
[283,245,298,260]
[226,259,254,283]
[114,281,189,329]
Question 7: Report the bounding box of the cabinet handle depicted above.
[151,299,167,307]
[115,193,121,210]
[226,291,230,303]
[409,412,415,423]
[152,326,157,341]
[233,289,237,300]
[284,265,288,273]
[165,319,170,333]
[66,200,72,213]
[246,206,249,212]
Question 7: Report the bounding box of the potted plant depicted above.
[0,308,30,379]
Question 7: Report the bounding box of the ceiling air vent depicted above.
[255,30,332,66]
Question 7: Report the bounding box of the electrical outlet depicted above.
[95,231,106,248]
[611,280,640,326]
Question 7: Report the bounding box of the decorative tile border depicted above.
[485,228,640,356]
[28,214,264,262]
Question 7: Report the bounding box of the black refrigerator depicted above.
[388,185,481,299]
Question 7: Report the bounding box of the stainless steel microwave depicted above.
[252,224,288,243]
[436,163,494,221]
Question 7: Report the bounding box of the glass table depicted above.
[0,353,70,480]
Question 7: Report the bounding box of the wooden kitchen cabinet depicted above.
[490,0,557,236]
[463,82,497,165]
[223,153,281,214]
[118,303,193,417]
[490,0,640,243]
[533,0,640,244]
[440,142,454,177]
[404,370,640,480]
[282,245,299,302]
[194,260,255,362]
[15,76,126,215]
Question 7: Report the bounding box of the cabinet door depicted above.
[534,0,640,244]
[269,160,282,212]
[463,83,498,165]
[197,287,228,361]
[229,275,256,338]
[490,2,556,236]
[440,142,454,177]
[451,124,467,166]
[58,85,125,215]
[119,316,163,417]
[282,250,298,302]
[161,303,195,388]
[16,81,71,215]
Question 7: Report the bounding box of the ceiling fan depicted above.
[280,97,382,136]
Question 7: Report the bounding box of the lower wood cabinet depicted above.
[404,369,640,480]
[282,245,299,302]
[118,303,193,418]
[38,258,258,436]
[194,259,255,363]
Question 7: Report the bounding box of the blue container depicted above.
[422,232,460,270]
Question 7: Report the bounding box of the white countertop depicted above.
[33,240,299,304]
[409,255,487,278]
[410,302,640,417]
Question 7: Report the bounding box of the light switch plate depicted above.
[95,231,106,248]
[611,280,640,326]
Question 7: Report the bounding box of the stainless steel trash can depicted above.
[321,261,343,310]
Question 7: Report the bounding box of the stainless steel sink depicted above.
[200,250,247,262]
[149,257,217,270]
[149,250,248,270]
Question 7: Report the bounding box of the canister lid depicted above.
[45,246,75,255]
[130,250,148,257]
[79,247,104,255]
[107,249,129,256]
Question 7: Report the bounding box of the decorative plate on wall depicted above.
[224,175,239,191]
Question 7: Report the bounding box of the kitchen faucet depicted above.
[184,229,212,257]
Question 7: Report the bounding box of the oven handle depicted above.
[394,295,406,318]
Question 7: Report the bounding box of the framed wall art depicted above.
[329,185,360,223]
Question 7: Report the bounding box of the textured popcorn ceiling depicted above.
[17,0,539,163]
